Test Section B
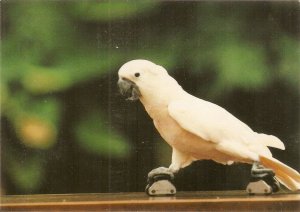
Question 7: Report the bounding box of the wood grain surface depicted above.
[1,190,300,211]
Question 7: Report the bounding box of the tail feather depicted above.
[276,169,300,191]
[259,155,300,191]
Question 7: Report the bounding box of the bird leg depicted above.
[146,149,192,196]
[246,162,280,195]
[145,167,177,196]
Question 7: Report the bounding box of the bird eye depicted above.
[134,72,140,77]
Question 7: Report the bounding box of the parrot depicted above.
[117,59,300,192]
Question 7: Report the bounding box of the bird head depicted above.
[117,59,170,101]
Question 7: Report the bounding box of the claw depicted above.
[247,162,280,195]
[147,167,174,181]
[146,167,176,196]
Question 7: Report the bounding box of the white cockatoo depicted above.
[118,59,300,191]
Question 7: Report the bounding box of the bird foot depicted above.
[145,167,176,196]
[246,162,280,195]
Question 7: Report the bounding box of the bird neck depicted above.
[139,77,185,120]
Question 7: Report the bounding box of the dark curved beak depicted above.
[118,78,141,101]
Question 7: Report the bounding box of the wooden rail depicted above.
[1,190,300,211]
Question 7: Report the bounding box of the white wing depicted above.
[168,98,254,144]
[168,97,284,160]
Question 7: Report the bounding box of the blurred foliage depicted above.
[74,111,129,157]
[69,1,158,21]
[5,151,45,192]
[277,35,300,87]
[1,1,299,193]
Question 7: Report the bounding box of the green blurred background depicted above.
[1,1,299,195]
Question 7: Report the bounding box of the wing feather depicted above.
[168,99,253,144]
[167,97,285,161]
